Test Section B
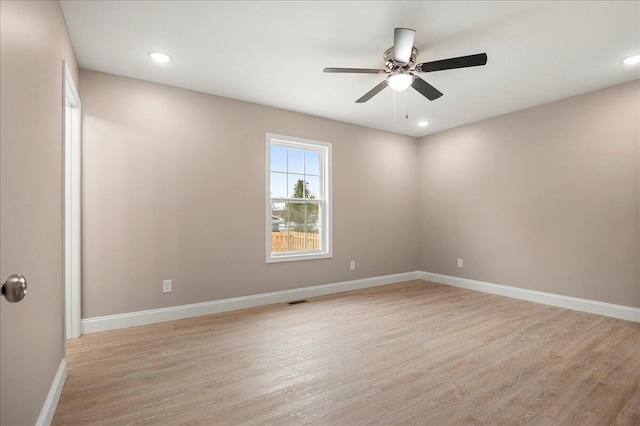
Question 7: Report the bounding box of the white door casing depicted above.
[64,61,82,339]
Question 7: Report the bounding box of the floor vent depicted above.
[287,299,309,305]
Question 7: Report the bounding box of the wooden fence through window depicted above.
[271,231,320,252]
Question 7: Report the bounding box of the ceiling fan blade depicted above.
[324,67,386,74]
[356,79,389,103]
[393,28,416,64]
[415,53,488,73]
[411,77,443,101]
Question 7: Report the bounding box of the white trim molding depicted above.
[63,60,82,339]
[82,270,639,335]
[36,359,66,426]
[265,133,333,264]
[420,271,640,323]
[82,271,423,334]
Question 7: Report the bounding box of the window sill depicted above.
[266,251,333,264]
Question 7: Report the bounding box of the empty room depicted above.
[1,1,639,425]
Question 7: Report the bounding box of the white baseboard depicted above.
[82,271,423,334]
[36,359,66,426]
[82,270,639,334]
[420,271,640,323]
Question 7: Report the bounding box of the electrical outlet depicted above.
[163,279,172,293]
[350,261,356,271]
[457,259,463,268]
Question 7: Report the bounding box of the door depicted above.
[1,2,73,423]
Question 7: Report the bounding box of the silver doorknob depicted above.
[2,274,27,303]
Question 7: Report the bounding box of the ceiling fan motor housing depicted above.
[384,47,419,71]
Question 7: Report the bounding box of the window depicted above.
[266,133,332,263]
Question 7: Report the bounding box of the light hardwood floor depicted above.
[53,280,640,425]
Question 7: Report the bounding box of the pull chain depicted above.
[392,90,410,125]
[405,90,409,120]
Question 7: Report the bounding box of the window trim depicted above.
[265,133,332,263]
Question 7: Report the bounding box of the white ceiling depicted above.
[60,1,639,137]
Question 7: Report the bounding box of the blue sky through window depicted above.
[270,146,320,198]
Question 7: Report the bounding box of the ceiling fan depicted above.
[324,28,488,103]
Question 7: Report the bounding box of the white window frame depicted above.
[265,133,332,263]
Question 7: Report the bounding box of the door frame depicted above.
[63,61,82,339]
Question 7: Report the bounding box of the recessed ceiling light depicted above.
[149,52,171,63]
[418,121,429,127]
[623,54,640,65]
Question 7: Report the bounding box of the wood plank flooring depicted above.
[52,280,640,425]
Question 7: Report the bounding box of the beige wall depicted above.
[0,1,79,424]
[80,70,419,318]
[418,80,640,308]
[80,69,639,318]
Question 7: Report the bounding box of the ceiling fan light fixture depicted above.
[149,52,172,63]
[388,73,413,91]
[623,54,640,65]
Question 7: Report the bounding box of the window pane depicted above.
[286,203,306,253]
[287,202,306,232]
[291,230,307,252]
[288,148,304,174]
[306,226,321,251]
[270,172,287,198]
[271,230,289,252]
[305,175,320,199]
[271,202,287,230]
[305,202,320,229]
[270,146,287,172]
[271,202,288,252]
[288,174,305,198]
[305,150,320,176]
